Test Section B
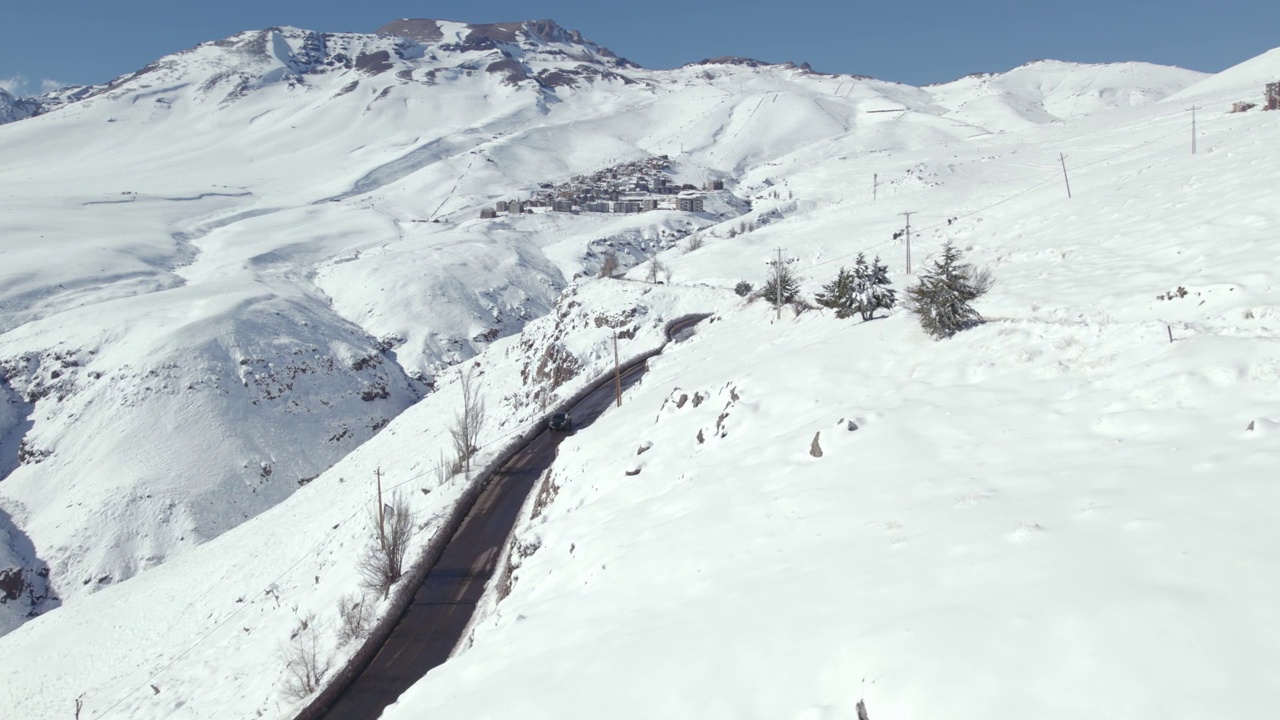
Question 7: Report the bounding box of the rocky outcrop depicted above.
[0,88,39,126]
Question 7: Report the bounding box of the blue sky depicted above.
[3,0,1278,95]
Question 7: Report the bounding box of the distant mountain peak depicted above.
[376,18,636,67]
[684,56,817,74]
[0,87,40,124]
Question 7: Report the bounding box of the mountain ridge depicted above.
[0,18,1210,125]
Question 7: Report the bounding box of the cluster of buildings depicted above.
[479,156,727,219]
[1230,81,1280,113]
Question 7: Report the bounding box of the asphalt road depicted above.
[319,318,701,719]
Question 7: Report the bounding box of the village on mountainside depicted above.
[480,155,727,218]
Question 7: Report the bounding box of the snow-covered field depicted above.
[2,15,1277,720]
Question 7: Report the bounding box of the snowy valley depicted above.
[1,16,1279,720]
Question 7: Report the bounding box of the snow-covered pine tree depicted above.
[904,241,992,339]
[817,254,896,322]
[858,254,897,321]
[815,265,859,319]
[759,261,801,307]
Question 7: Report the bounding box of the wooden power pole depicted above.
[899,211,914,275]
[873,173,878,201]
[1059,153,1072,198]
[775,247,784,320]
[613,330,622,408]
[375,467,386,551]
[1191,105,1198,155]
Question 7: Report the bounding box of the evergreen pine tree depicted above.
[760,264,801,307]
[817,253,897,322]
[904,241,992,339]
[859,254,897,321]
[815,265,858,319]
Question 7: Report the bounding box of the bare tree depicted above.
[336,592,374,645]
[357,491,416,598]
[433,450,453,487]
[969,265,996,296]
[684,234,704,252]
[450,367,487,478]
[282,614,331,700]
[645,252,666,284]
[597,250,619,278]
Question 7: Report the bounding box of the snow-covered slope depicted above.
[2,16,1260,718]
[925,59,1206,132]
[0,19,722,624]
[1166,46,1280,104]
[1,18,1201,627]
[380,57,1280,720]
[0,279,729,719]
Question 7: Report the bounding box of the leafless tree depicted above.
[282,614,331,700]
[645,252,666,284]
[969,265,996,296]
[597,250,619,278]
[433,450,453,487]
[357,491,416,598]
[450,367,487,478]
[336,592,374,645]
[684,234,704,252]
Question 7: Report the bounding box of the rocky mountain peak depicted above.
[0,88,40,124]
[376,18,635,67]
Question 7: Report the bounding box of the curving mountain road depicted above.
[316,315,705,720]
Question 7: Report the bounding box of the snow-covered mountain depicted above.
[925,59,1204,131]
[5,18,1267,718]
[0,14,1209,631]
[0,88,39,124]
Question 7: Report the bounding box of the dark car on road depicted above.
[548,411,573,432]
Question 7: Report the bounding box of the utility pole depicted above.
[1058,153,1072,199]
[873,173,878,201]
[775,247,784,320]
[1191,105,1198,155]
[613,330,622,408]
[899,211,914,275]
[375,467,386,551]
